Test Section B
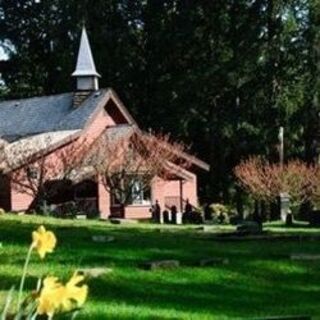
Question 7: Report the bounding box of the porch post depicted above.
[179,178,183,212]
[97,175,111,220]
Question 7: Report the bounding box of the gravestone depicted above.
[237,221,261,234]
[172,211,182,225]
[291,253,320,261]
[279,192,291,223]
[199,258,229,266]
[110,218,138,224]
[163,211,172,224]
[198,225,215,232]
[141,260,180,270]
[154,210,164,224]
[79,267,113,278]
[92,235,115,243]
[76,214,87,220]
[158,211,164,224]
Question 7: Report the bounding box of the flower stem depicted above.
[17,244,34,310]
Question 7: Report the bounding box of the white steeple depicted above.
[72,26,101,91]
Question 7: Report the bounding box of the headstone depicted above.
[172,212,182,225]
[92,235,115,243]
[76,214,87,220]
[279,192,291,223]
[154,208,164,224]
[198,225,215,232]
[79,267,113,278]
[141,260,180,270]
[159,211,164,224]
[153,201,161,223]
[163,211,171,224]
[236,221,262,234]
[110,218,138,224]
[176,212,182,225]
[291,253,320,261]
[199,258,229,266]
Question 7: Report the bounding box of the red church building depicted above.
[0,27,209,219]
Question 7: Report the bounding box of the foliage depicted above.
[0,0,320,206]
[1,224,88,319]
[182,211,203,224]
[209,203,232,224]
[210,203,229,216]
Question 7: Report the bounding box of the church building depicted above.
[0,27,209,219]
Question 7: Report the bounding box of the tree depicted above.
[0,133,88,211]
[85,129,191,211]
[234,157,316,220]
[0,0,317,209]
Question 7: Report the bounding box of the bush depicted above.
[210,203,231,224]
[234,157,316,210]
[183,211,203,224]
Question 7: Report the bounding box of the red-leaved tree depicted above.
[234,157,316,211]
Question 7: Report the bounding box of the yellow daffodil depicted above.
[37,277,63,317]
[64,272,88,308]
[32,225,57,259]
[37,273,88,317]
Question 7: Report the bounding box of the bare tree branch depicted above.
[86,130,192,206]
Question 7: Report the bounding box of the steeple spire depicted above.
[72,26,100,91]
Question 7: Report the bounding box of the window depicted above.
[110,178,151,206]
[131,180,151,205]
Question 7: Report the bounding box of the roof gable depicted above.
[0,89,116,141]
[103,89,137,126]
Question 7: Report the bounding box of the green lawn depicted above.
[1,214,320,319]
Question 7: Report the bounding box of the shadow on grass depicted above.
[1,216,320,319]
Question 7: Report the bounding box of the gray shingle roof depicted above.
[0,130,80,171]
[0,89,107,141]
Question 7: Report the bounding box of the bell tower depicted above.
[72,26,101,91]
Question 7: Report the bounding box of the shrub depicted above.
[210,203,231,224]
[234,157,316,214]
[182,211,203,224]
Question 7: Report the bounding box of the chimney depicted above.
[71,26,101,106]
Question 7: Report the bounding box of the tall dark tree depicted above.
[0,0,317,208]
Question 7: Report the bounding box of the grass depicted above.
[0,214,320,319]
